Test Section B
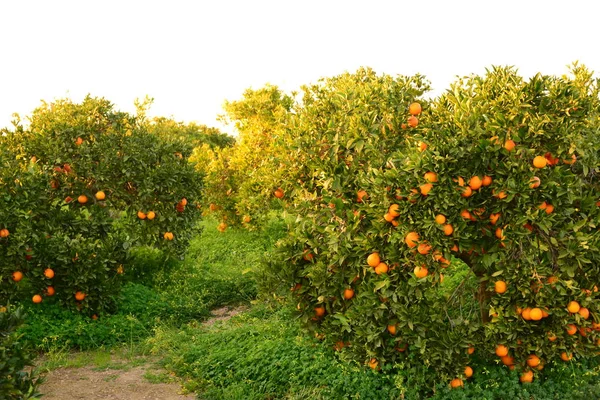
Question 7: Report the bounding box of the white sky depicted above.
[1,0,599,134]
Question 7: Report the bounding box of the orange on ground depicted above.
[44,268,55,279]
[495,281,507,294]
[469,176,482,190]
[367,253,381,267]
[495,344,509,357]
[405,232,420,248]
[407,115,418,128]
[533,156,547,168]
[12,271,23,282]
[567,301,581,313]
[529,308,543,321]
[414,265,428,279]
[32,294,42,303]
[435,214,446,224]
[409,102,422,115]
[343,288,355,300]
[443,224,454,236]
[375,263,389,275]
[424,171,438,182]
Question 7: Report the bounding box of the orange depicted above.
[407,115,419,128]
[274,188,285,198]
[417,242,432,255]
[495,227,504,240]
[493,190,508,199]
[384,213,395,222]
[467,346,475,355]
[450,378,463,388]
[495,344,509,357]
[560,352,572,361]
[460,210,473,220]
[388,204,401,217]
[455,176,465,186]
[494,280,507,294]
[32,294,42,304]
[303,251,314,261]
[44,268,55,279]
[343,288,355,300]
[566,324,577,335]
[464,366,473,378]
[461,186,473,198]
[529,308,543,321]
[405,232,420,248]
[180,198,188,206]
[137,211,147,220]
[523,223,534,232]
[545,204,554,214]
[567,301,581,313]
[533,156,547,168]
[163,231,174,240]
[367,253,381,267]
[469,176,482,190]
[78,195,88,204]
[242,215,251,223]
[46,286,55,296]
[529,176,541,189]
[147,211,156,220]
[564,154,577,165]
[217,222,227,232]
[424,171,438,182]
[521,307,532,320]
[489,213,501,225]
[504,140,516,151]
[368,358,379,370]
[520,370,534,383]
[209,203,219,211]
[418,141,428,152]
[375,263,389,275]
[435,214,446,224]
[414,265,428,279]
[527,354,540,367]
[92,314,98,320]
[482,175,492,186]
[387,324,397,335]
[443,224,454,236]
[501,355,514,366]
[75,291,86,301]
[391,220,399,227]
[548,332,557,342]
[578,307,590,319]
[357,190,368,203]
[314,306,326,317]
[409,102,422,115]
[12,271,23,282]
[75,137,84,146]
[420,183,433,196]
[95,191,106,201]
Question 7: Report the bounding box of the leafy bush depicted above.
[0,306,42,400]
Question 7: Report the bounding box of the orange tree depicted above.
[267,65,600,385]
[0,96,203,314]
[192,85,295,230]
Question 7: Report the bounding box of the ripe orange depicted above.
[12,271,23,282]
[357,190,368,203]
[46,286,55,296]
[504,140,516,151]
[521,307,532,320]
[435,214,446,224]
[368,358,378,370]
[523,223,534,232]
[367,253,381,267]
[387,324,397,335]
[460,186,473,198]
[75,291,86,301]
[460,210,473,220]
[529,176,541,189]
[137,211,147,220]
[489,213,501,225]
[520,370,534,383]
[32,294,42,304]
[482,175,492,186]
[209,203,219,211]
[384,213,395,222]
[375,262,389,275]
[450,378,463,388]
[529,308,543,321]
[495,344,509,357]
[407,115,419,128]
[424,171,438,182]
[405,232,420,248]
[560,352,572,361]
[44,268,55,279]
[163,231,174,240]
[501,355,514,366]
[95,191,106,200]
[414,265,428,279]
[420,183,433,196]
[409,102,422,115]
[388,204,401,217]
[495,227,504,240]
[493,190,508,199]
[527,354,540,367]
[567,301,581,314]
[464,366,473,378]
[217,222,227,232]
[314,306,326,317]
[242,215,251,223]
[563,154,577,165]
[533,156,547,168]
[469,176,482,190]
[548,332,557,341]
[274,188,285,198]
[147,211,156,220]
[78,195,88,204]
[343,288,355,300]
[116,265,124,274]
[180,198,188,206]
[578,307,590,319]
[391,219,399,227]
[566,324,577,335]
[467,346,475,355]
[417,141,428,152]
[443,224,454,236]
[75,137,84,146]
[544,204,554,214]
[495,281,507,294]
[417,242,432,255]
